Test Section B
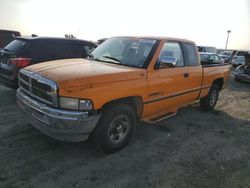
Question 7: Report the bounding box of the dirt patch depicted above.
[0,74,249,188]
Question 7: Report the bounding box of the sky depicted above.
[0,0,249,50]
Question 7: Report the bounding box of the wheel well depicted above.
[100,96,144,118]
[212,78,224,90]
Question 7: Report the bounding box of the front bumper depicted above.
[16,88,100,142]
[235,73,250,82]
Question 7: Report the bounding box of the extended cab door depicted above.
[143,41,202,117]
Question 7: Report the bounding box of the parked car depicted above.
[197,46,217,53]
[219,51,233,63]
[234,54,250,82]
[232,55,245,67]
[234,50,249,57]
[199,52,225,65]
[0,29,21,49]
[0,37,97,88]
[16,36,230,153]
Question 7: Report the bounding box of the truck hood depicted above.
[25,58,147,88]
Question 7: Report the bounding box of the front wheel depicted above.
[90,104,137,153]
[200,85,219,111]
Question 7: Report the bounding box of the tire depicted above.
[90,104,137,153]
[200,84,219,111]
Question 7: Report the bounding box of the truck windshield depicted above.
[90,37,157,68]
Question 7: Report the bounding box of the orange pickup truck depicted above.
[16,37,230,153]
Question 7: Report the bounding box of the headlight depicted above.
[59,97,93,110]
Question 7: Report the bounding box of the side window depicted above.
[158,42,184,67]
[182,43,199,66]
[208,55,215,61]
[214,55,219,62]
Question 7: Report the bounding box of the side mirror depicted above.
[158,56,177,68]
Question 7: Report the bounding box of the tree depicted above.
[64,34,76,39]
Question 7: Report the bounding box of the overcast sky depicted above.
[1,0,249,50]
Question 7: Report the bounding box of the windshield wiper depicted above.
[102,56,121,64]
[91,58,103,62]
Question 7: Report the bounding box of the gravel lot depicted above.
[0,73,249,188]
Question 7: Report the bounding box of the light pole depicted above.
[225,30,231,50]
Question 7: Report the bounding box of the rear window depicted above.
[31,41,97,63]
[206,47,216,53]
[4,40,30,54]
[183,43,199,66]
[0,31,20,48]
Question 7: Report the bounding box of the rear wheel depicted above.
[90,104,137,153]
[200,84,219,111]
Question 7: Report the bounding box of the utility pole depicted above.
[225,30,231,50]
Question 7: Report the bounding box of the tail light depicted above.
[9,58,31,68]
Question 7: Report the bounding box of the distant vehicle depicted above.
[234,54,250,82]
[219,51,234,63]
[199,52,224,65]
[0,37,97,88]
[234,50,249,57]
[232,56,245,67]
[0,29,21,49]
[197,46,217,53]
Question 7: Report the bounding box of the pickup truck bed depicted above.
[200,64,229,97]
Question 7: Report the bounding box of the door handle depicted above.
[184,73,189,78]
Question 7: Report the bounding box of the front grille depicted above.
[31,79,52,92]
[32,87,53,102]
[19,80,29,91]
[19,72,29,82]
[18,69,58,106]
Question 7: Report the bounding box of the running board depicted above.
[143,111,177,124]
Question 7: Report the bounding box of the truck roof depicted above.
[0,29,21,35]
[113,36,195,44]
[14,36,97,46]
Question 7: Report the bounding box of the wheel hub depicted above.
[210,90,218,107]
[108,115,130,144]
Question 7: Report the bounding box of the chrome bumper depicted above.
[16,88,100,142]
